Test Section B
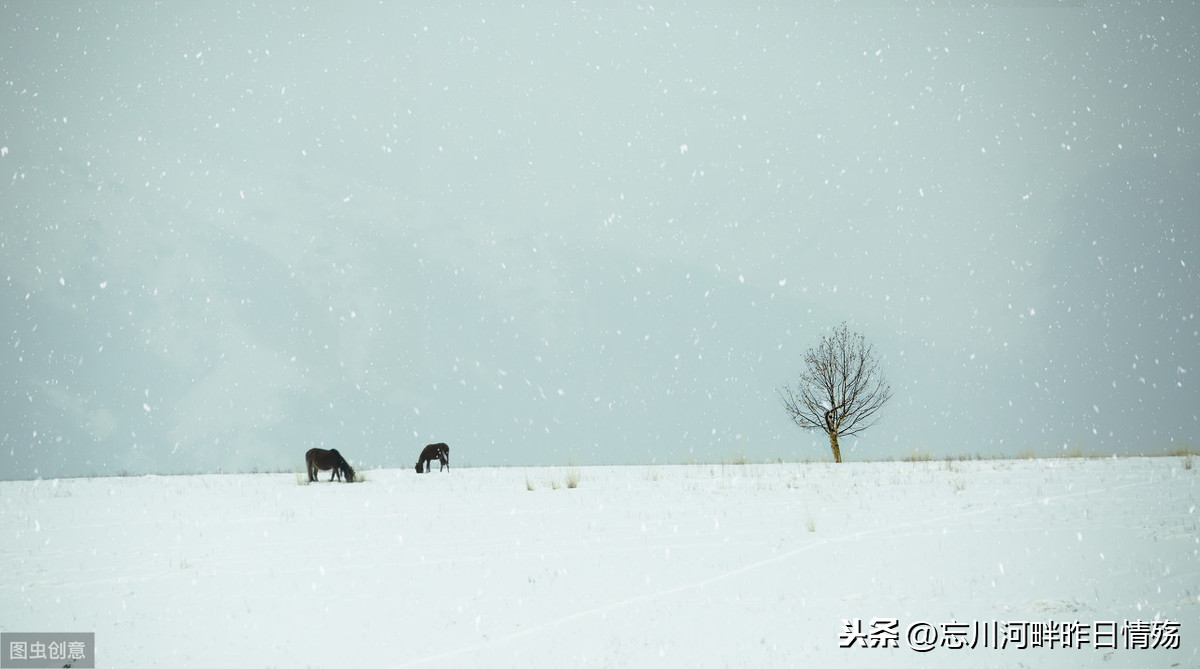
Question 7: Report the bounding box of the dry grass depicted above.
[902,449,934,463]
[1060,443,1086,459]
[727,450,751,466]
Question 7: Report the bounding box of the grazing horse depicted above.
[306,447,356,483]
[415,442,450,473]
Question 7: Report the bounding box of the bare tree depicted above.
[778,322,892,463]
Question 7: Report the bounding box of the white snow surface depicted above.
[2,458,1197,668]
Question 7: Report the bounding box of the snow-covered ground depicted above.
[2,457,1196,668]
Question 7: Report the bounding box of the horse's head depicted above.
[334,453,355,483]
[331,453,352,484]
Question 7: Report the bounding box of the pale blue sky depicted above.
[2,3,1197,478]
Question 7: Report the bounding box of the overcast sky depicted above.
[3,2,1197,479]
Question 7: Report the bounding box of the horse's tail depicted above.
[304,449,317,481]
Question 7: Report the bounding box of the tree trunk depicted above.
[829,431,842,463]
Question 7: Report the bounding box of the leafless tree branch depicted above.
[778,322,893,462]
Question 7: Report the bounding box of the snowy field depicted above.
[2,457,1197,668]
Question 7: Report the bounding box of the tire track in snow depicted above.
[390,475,1158,668]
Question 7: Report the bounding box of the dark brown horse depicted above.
[306,448,356,483]
[415,443,450,473]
